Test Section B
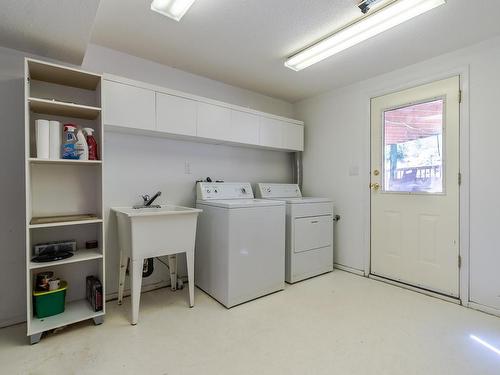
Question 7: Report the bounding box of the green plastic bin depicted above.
[33,281,68,318]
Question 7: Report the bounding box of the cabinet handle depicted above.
[311,220,319,224]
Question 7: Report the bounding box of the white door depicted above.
[259,117,283,148]
[102,80,155,131]
[156,93,197,136]
[283,123,304,151]
[370,76,460,297]
[196,102,231,141]
[229,110,260,145]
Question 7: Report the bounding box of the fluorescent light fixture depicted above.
[285,0,446,71]
[470,334,500,356]
[151,0,196,21]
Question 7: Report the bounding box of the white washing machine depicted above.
[256,183,334,283]
[195,182,286,307]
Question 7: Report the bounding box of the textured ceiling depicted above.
[2,1,499,102]
[91,0,500,102]
[0,0,100,64]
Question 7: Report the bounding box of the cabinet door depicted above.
[229,110,260,145]
[102,80,155,130]
[156,93,197,136]
[283,123,304,151]
[197,102,231,140]
[294,215,333,253]
[259,117,283,148]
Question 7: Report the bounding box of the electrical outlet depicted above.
[184,161,191,174]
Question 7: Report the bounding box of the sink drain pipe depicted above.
[142,258,154,277]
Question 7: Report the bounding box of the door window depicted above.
[383,98,444,193]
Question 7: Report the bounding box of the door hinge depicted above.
[458,172,462,186]
[458,90,462,103]
[458,255,462,268]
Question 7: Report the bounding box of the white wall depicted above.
[295,36,500,311]
[83,44,294,118]
[0,45,294,327]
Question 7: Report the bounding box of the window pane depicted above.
[383,99,444,193]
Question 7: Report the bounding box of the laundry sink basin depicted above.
[113,204,202,324]
[113,205,202,260]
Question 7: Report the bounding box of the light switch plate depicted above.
[184,161,191,174]
[349,165,359,176]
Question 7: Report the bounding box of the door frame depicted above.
[361,66,470,304]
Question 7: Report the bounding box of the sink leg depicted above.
[130,259,143,325]
[118,252,128,305]
[186,250,195,308]
[168,254,177,291]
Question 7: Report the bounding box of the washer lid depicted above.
[197,198,285,209]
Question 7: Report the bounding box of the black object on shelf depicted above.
[86,276,103,312]
[85,240,98,249]
[31,251,74,263]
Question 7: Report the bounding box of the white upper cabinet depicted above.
[196,102,231,141]
[103,75,304,152]
[102,80,155,131]
[260,117,304,151]
[229,110,260,145]
[259,117,284,148]
[283,123,304,151]
[156,92,197,136]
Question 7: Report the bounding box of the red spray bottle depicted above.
[83,128,99,160]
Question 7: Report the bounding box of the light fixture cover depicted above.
[151,0,196,21]
[285,0,446,71]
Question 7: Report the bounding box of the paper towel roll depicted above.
[49,120,61,159]
[35,119,50,159]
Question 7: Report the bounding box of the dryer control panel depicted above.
[256,183,302,199]
[197,182,254,200]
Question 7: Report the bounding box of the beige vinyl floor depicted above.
[1,270,500,375]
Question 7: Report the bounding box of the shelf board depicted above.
[29,218,103,229]
[29,158,102,166]
[28,59,101,90]
[29,299,104,335]
[29,97,101,120]
[29,249,103,270]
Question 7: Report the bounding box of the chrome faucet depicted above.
[133,191,162,209]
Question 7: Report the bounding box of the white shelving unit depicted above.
[24,58,105,344]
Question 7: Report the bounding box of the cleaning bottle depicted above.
[62,124,78,159]
[83,128,99,160]
[75,128,89,160]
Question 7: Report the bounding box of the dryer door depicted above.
[294,215,333,253]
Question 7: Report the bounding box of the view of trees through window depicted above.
[383,99,444,193]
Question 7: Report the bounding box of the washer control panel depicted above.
[256,183,302,198]
[197,182,254,200]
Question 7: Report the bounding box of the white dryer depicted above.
[195,182,286,307]
[256,183,334,283]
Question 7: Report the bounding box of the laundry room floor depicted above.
[1,270,500,375]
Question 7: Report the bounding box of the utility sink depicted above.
[113,204,202,260]
[113,204,202,325]
[114,204,201,217]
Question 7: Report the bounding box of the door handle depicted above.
[370,183,380,191]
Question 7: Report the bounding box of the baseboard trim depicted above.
[105,280,172,301]
[334,264,365,276]
[468,302,500,318]
[106,275,188,300]
[369,274,461,305]
[0,314,25,329]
